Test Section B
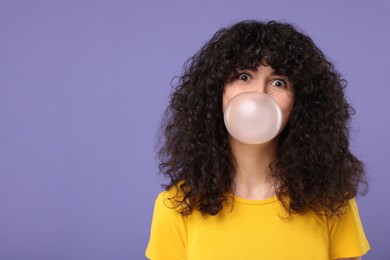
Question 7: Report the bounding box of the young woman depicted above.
[146,20,370,260]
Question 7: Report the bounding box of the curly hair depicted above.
[157,20,367,217]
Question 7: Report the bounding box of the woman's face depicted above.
[223,65,295,136]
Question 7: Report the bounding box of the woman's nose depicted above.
[252,81,267,93]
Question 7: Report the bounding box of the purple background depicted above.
[0,0,389,259]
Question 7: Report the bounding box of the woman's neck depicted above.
[230,136,277,200]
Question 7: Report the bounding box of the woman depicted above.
[146,20,370,260]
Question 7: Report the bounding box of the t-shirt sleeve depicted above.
[328,198,370,259]
[145,191,187,260]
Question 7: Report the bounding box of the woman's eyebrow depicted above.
[269,71,289,79]
[237,68,256,72]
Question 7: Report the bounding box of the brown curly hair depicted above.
[157,20,368,216]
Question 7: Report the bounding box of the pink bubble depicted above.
[224,92,282,144]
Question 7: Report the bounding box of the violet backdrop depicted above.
[0,0,389,259]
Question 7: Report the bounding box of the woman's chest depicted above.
[185,203,330,260]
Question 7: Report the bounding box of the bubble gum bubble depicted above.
[224,92,282,144]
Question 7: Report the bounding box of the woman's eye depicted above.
[238,73,251,81]
[270,79,287,88]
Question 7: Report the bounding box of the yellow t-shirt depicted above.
[146,190,370,260]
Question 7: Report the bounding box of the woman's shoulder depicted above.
[327,198,370,258]
[154,182,188,211]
